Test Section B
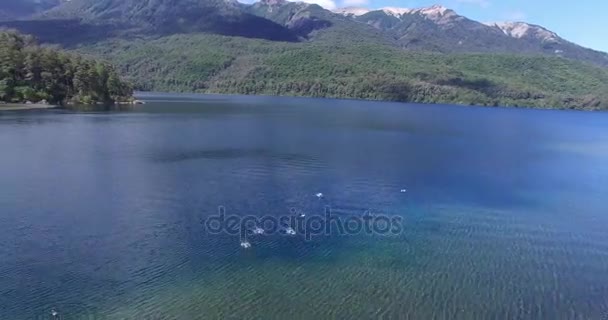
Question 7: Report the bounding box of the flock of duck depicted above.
[239,192,323,248]
[239,189,406,249]
[240,226,297,248]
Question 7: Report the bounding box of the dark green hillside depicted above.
[79,34,608,110]
[0,30,132,104]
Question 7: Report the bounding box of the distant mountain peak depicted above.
[333,6,370,16]
[380,7,412,16]
[260,0,288,6]
[414,5,458,24]
[334,4,456,21]
[333,6,412,17]
[488,21,560,43]
[418,4,449,15]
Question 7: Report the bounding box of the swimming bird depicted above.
[315,192,324,198]
[51,309,59,319]
[400,189,407,193]
[285,227,296,235]
[240,240,252,248]
[252,227,265,235]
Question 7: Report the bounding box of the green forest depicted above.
[0,30,132,105]
[81,34,608,110]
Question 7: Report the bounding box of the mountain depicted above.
[244,0,391,44]
[36,0,299,41]
[0,0,63,21]
[346,5,517,51]
[333,7,371,16]
[486,21,608,67]
[491,21,560,42]
[245,0,333,38]
[334,5,608,67]
[1,0,607,110]
[3,0,606,66]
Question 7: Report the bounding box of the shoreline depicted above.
[0,103,59,111]
[134,91,605,113]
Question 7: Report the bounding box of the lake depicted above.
[1,93,608,319]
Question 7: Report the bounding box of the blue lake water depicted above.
[1,93,608,319]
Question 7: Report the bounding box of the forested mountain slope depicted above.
[80,34,608,110]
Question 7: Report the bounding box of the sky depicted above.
[241,0,608,52]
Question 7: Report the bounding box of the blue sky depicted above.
[243,0,608,52]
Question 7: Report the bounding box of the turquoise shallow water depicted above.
[1,94,608,319]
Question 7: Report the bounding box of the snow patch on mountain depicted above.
[333,6,370,16]
[260,0,288,5]
[381,7,412,16]
[334,4,456,22]
[488,22,560,43]
[417,5,450,18]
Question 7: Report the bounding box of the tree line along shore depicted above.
[0,30,133,106]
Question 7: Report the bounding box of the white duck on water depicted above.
[240,240,252,248]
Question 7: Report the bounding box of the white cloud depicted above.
[456,0,490,8]
[341,0,370,6]
[303,0,338,9]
